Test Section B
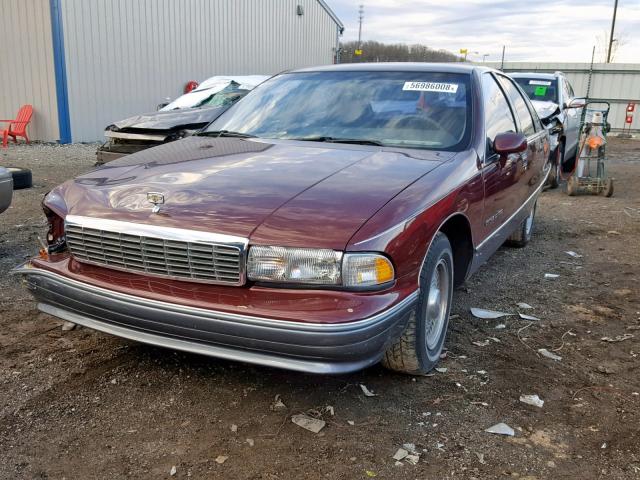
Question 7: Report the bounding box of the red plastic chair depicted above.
[1,105,33,148]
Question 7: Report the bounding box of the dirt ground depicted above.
[1,139,639,480]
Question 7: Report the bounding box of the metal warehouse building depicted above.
[1,0,343,143]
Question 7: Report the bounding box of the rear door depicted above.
[495,74,548,201]
[479,72,522,244]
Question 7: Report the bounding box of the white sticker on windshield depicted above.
[529,80,552,86]
[403,81,458,93]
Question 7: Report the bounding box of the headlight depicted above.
[248,246,342,285]
[247,246,394,288]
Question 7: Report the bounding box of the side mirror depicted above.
[566,98,586,109]
[494,132,527,156]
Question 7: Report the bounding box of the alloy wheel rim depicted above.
[425,258,450,350]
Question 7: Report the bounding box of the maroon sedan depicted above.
[15,64,549,374]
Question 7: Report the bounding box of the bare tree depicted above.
[340,40,463,63]
[596,29,628,62]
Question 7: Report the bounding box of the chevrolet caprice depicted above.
[15,64,549,374]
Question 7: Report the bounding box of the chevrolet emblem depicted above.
[147,192,165,213]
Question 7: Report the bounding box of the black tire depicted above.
[382,232,454,375]
[566,176,579,196]
[506,202,536,248]
[563,144,577,174]
[603,178,614,198]
[547,143,563,189]
[6,167,32,190]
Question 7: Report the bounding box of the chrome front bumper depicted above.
[13,262,417,374]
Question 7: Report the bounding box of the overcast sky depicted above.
[327,0,639,63]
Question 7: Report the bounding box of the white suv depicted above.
[511,72,584,187]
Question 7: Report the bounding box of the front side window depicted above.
[561,79,574,103]
[482,73,516,153]
[497,76,536,136]
[205,71,472,151]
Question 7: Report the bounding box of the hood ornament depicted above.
[147,192,165,213]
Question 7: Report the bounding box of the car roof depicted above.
[289,62,493,74]
[510,72,561,80]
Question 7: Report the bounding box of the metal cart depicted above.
[567,100,614,197]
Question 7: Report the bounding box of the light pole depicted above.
[482,54,490,62]
[459,49,479,61]
[358,5,364,51]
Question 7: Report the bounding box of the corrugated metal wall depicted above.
[61,0,339,142]
[0,0,59,141]
[486,62,640,132]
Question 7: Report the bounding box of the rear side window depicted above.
[497,75,536,136]
[482,74,516,152]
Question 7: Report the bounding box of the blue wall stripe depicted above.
[49,0,71,144]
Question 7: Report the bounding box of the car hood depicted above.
[109,105,228,132]
[531,100,560,123]
[48,137,450,250]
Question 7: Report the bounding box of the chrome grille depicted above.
[64,216,247,285]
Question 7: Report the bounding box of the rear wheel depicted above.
[603,178,614,197]
[567,176,579,196]
[506,202,536,248]
[382,232,454,375]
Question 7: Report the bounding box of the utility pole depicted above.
[606,0,619,63]
[357,5,364,51]
[500,45,505,70]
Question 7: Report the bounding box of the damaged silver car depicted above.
[96,75,269,164]
[511,72,584,188]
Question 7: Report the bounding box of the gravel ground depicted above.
[0,139,639,479]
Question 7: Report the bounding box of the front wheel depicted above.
[382,232,454,375]
[547,143,563,189]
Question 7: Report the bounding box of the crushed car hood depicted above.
[531,100,560,123]
[48,136,450,250]
[110,105,227,132]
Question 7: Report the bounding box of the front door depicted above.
[562,78,582,158]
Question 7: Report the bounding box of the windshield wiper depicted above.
[198,130,256,139]
[292,136,385,146]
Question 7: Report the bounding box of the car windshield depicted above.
[198,85,251,108]
[513,78,559,103]
[162,82,250,111]
[205,71,472,151]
